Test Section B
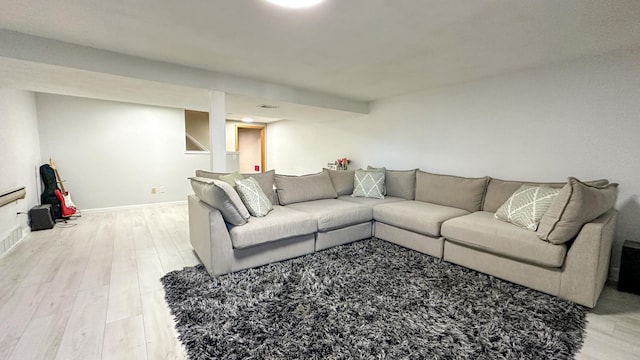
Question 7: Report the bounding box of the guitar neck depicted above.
[49,159,67,193]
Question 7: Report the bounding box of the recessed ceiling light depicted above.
[242,117,255,123]
[266,0,324,9]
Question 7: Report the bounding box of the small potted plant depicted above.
[335,157,350,170]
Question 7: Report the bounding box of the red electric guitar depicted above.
[50,159,76,217]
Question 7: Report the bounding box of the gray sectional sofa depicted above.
[188,168,618,308]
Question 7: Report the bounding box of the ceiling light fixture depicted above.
[266,0,324,9]
[242,117,255,123]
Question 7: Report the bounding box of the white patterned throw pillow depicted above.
[352,170,385,199]
[495,184,560,231]
[235,177,273,217]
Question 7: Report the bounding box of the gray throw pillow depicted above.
[235,177,273,217]
[537,177,618,244]
[483,177,609,213]
[196,169,276,204]
[189,177,250,225]
[219,172,245,188]
[367,166,387,195]
[352,169,385,199]
[275,171,338,205]
[495,185,560,231]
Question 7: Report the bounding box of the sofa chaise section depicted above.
[441,176,618,307]
[442,211,567,268]
[442,210,617,307]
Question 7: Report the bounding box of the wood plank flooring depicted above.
[0,204,638,359]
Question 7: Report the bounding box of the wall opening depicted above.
[184,110,209,151]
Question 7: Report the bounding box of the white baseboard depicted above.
[0,225,25,257]
[82,200,188,214]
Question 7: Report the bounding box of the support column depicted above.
[209,90,226,172]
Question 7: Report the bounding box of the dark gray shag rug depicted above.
[161,239,588,359]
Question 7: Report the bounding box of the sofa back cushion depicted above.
[415,171,489,212]
[385,169,417,200]
[275,171,338,205]
[196,169,276,204]
[219,172,244,188]
[367,166,417,200]
[483,177,609,213]
[537,178,618,244]
[189,177,250,225]
[323,168,355,196]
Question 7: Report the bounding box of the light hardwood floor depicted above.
[0,204,638,359]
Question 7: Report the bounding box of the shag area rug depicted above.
[162,239,588,359]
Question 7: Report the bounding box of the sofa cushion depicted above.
[235,177,273,217]
[483,177,609,213]
[196,169,276,205]
[367,167,418,199]
[275,172,338,205]
[374,200,469,238]
[537,178,618,244]
[415,171,489,212]
[228,206,317,249]
[324,168,355,196]
[189,177,250,226]
[442,211,567,268]
[386,169,418,200]
[219,172,244,188]
[338,195,406,208]
[287,199,372,231]
[495,185,560,231]
[352,169,385,199]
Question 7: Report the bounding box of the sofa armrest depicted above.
[188,195,234,276]
[559,209,617,307]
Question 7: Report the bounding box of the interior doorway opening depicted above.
[236,125,265,173]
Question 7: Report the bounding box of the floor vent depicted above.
[0,225,24,257]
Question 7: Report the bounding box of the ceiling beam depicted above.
[0,29,368,114]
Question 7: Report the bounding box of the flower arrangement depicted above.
[335,157,350,170]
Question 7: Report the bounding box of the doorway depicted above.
[236,125,265,173]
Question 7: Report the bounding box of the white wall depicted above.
[36,94,209,210]
[267,48,640,278]
[225,121,241,152]
[0,88,41,238]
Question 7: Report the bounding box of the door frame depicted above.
[235,124,266,173]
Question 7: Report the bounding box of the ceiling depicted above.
[1,0,640,116]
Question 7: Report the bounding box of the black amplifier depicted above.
[618,240,640,295]
[29,204,55,231]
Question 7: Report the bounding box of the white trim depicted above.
[82,200,188,214]
[185,132,209,151]
[184,150,210,155]
[0,225,25,258]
